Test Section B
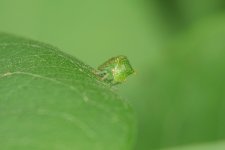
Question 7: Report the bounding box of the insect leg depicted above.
[101,73,109,81]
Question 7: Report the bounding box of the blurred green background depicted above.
[1,0,225,149]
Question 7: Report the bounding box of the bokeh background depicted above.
[1,0,225,149]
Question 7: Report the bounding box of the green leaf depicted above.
[0,33,136,150]
[163,141,225,150]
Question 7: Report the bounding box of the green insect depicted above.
[95,55,135,85]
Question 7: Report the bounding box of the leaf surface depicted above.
[0,33,136,150]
